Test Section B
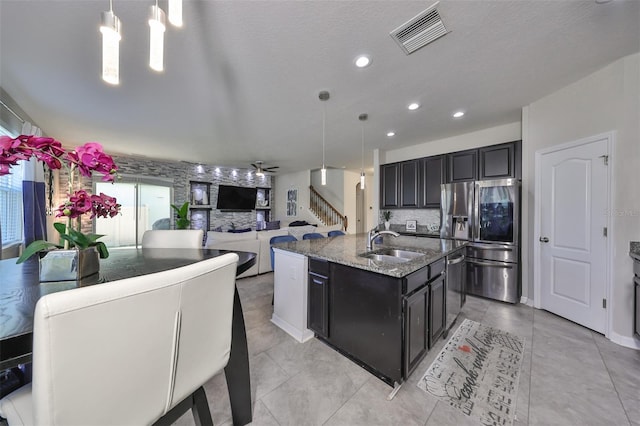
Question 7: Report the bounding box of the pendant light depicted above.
[149,0,166,72]
[168,0,183,27]
[100,0,121,85]
[319,91,330,185]
[359,113,368,190]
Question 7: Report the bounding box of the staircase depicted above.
[309,185,348,231]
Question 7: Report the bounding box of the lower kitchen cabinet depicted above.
[404,285,429,377]
[307,258,449,386]
[429,273,446,347]
[329,263,403,384]
[308,272,329,338]
[308,258,330,338]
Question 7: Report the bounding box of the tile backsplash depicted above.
[381,209,440,232]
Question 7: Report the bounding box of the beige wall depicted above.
[524,53,640,346]
[274,170,314,225]
[276,169,374,233]
[311,169,344,212]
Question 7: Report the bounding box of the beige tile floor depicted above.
[177,273,640,426]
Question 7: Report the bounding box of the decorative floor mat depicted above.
[417,319,525,425]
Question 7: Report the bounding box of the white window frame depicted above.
[0,126,24,248]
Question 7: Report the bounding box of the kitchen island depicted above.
[271,233,466,388]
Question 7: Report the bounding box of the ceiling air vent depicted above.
[390,2,448,55]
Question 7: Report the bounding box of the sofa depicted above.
[204,224,343,278]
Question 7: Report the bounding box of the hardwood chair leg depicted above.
[191,387,213,426]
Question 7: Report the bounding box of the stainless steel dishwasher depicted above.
[445,249,466,333]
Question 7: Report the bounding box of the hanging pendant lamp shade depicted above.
[319,91,330,186]
[168,0,183,27]
[359,113,368,190]
[100,3,121,85]
[149,3,166,72]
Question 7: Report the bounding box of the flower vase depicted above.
[39,247,100,282]
[384,221,390,231]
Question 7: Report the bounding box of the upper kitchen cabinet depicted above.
[381,163,400,208]
[479,141,521,180]
[446,149,478,183]
[400,160,420,208]
[421,155,444,208]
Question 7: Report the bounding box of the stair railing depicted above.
[309,185,348,231]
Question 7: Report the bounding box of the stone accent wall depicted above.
[56,154,272,234]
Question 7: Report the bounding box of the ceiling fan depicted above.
[251,161,279,177]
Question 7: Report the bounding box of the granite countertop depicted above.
[273,234,467,278]
[630,241,640,261]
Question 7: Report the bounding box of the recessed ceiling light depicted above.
[408,103,420,111]
[387,131,396,137]
[354,55,371,68]
[453,111,465,118]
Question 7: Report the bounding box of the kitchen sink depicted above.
[361,253,410,264]
[359,248,425,264]
[374,249,425,260]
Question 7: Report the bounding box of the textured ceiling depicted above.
[1,0,638,174]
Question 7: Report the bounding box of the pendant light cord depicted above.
[361,123,364,172]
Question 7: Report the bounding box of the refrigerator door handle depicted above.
[467,259,514,269]
[470,244,514,251]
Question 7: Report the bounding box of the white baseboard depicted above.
[271,315,314,343]
[520,296,534,307]
[609,330,640,350]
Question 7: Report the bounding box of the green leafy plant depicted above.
[382,210,392,221]
[17,222,109,263]
[171,201,191,229]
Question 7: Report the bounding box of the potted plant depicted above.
[382,210,392,230]
[1,135,120,281]
[171,201,191,229]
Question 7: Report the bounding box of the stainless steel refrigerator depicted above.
[441,179,521,303]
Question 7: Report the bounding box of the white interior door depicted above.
[538,137,609,333]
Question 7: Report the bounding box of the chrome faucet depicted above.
[367,228,400,250]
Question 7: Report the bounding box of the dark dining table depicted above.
[0,247,256,426]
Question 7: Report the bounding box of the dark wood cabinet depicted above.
[404,285,429,377]
[308,272,329,338]
[421,155,444,208]
[400,160,420,208]
[429,273,446,347]
[329,263,403,384]
[381,163,400,208]
[479,142,518,180]
[381,141,521,210]
[446,149,478,183]
[308,258,330,338]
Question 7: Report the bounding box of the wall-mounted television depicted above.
[216,185,257,211]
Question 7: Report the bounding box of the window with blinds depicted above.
[0,126,23,246]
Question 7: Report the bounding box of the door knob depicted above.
[539,237,549,243]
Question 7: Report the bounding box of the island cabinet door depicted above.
[308,272,329,338]
[329,263,403,384]
[429,274,446,348]
[404,285,429,377]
